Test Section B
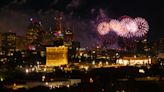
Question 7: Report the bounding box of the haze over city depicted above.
[0,0,163,48]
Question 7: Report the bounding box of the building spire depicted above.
[54,15,62,32]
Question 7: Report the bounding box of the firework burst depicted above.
[97,21,110,35]
[121,18,138,38]
[95,14,149,50]
[109,19,128,37]
[134,17,149,37]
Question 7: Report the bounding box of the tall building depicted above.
[150,41,158,56]
[16,36,26,51]
[159,38,164,53]
[64,27,73,46]
[42,31,53,46]
[0,32,2,51]
[26,18,44,51]
[46,46,68,66]
[136,39,148,54]
[52,15,64,46]
[0,32,17,66]
[1,32,16,54]
[158,38,164,59]
[54,15,63,32]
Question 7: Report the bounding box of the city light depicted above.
[105,61,109,65]
[0,78,4,82]
[0,0,162,92]
[139,69,145,74]
[116,57,151,65]
[89,78,94,83]
[25,69,29,74]
[66,84,70,88]
[45,82,48,85]
[42,76,45,81]
[92,61,95,65]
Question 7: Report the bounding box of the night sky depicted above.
[0,0,163,48]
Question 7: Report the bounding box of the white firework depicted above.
[97,21,110,35]
[134,17,149,37]
[121,18,138,38]
[109,19,128,37]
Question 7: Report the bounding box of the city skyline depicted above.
[0,1,164,91]
[0,0,163,48]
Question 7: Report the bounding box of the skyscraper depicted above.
[159,38,164,53]
[16,36,26,51]
[0,32,16,66]
[136,39,148,54]
[52,15,64,46]
[158,38,164,59]
[54,15,62,32]
[64,27,73,46]
[42,31,53,46]
[1,32,16,54]
[0,32,2,51]
[26,18,44,51]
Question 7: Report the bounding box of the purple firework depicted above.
[109,19,128,37]
[120,17,138,38]
[134,17,149,37]
[97,21,110,35]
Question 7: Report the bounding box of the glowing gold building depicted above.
[46,46,68,66]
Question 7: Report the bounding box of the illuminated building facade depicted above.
[1,32,16,54]
[64,27,73,46]
[46,46,68,66]
[16,36,26,51]
[54,15,62,32]
[0,32,16,65]
[26,18,44,51]
[116,56,151,66]
[0,32,2,51]
[136,39,149,54]
[52,15,64,46]
[42,31,53,46]
[53,31,64,46]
